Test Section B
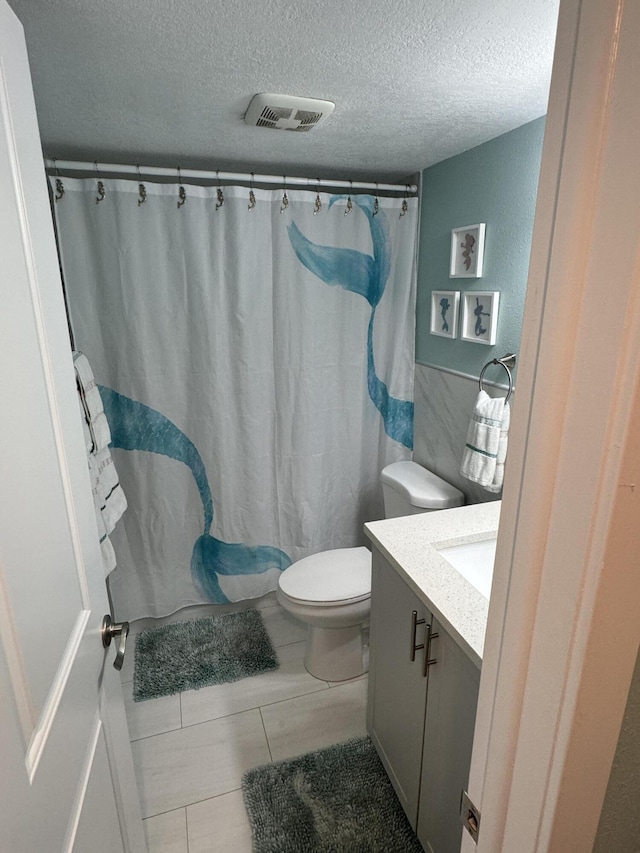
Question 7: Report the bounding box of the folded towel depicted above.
[93,502,117,576]
[89,411,112,454]
[80,413,93,454]
[100,535,117,577]
[88,448,128,535]
[87,447,127,576]
[461,391,507,489]
[485,401,510,493]
[73,351,104,417]
[73,351,111,453]
[74,351,127,575]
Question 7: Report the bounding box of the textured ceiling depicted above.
[8,0,558,182]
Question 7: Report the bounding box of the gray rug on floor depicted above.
[242,736,424,853]
[133,609,278,702]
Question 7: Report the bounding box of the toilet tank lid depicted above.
[381,461,464,509]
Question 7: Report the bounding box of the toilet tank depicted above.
[381,461,464,518]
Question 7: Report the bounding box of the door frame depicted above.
[466,0,640,849]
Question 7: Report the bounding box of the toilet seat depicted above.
[278,547,371,606]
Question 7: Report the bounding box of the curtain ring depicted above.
[280,175,289,214]
[400,184,409,218]
[314,178,322,215]
[344,180,353,216]
[248,172,256,210]
[137,164,147,206]
[216,170,225,210]
[177,166,186,208]
[53,158,65,201]
[94,161,105,204]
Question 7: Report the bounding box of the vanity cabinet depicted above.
[367,547,480,853]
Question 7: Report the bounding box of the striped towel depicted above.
[73,352,127,575]
[485,401,510,493]
[461,391,509,491]
[88,448,128,536]
[73,351,111,453]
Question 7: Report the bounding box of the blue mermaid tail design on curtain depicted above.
[99,386,291,604]
[287,194,413,449]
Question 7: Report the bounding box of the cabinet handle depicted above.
[410,610,425,661]
[423,625,439,677]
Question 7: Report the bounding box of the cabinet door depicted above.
[417,618,481,853]
[367,549,431,827]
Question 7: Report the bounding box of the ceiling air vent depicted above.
[244,93,335,132]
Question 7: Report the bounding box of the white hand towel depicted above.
[89,448,128,535]
[93,503,117,577]
[461,391,505,488]
[102,480,128,534]
[75,352,126,575]
[90,411,112,454]
[87,445,127,575]
[80,410,93,454]
[485,402,510,493]
[73,351,111,453]
[73,352,104,418]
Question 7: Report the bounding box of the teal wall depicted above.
[416,117,546,379]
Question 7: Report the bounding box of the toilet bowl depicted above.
[277,462,464,681]
[277,547,371,682]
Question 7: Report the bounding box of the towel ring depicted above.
[479,354,516,403]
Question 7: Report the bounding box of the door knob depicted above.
[101,615,130,671]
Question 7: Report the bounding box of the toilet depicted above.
[277,461,464,681]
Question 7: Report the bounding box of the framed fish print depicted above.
[450,223,486,278]
[430,290,460,339]
[461,291,500,345]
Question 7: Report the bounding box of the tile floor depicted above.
[121,597,368,852]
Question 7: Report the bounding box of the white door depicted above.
[0,3,145,851]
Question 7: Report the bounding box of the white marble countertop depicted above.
[365,501,501,669]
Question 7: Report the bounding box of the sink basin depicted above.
[438,538,497,599]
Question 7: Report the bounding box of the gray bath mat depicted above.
[242,736,424,853]
[133,609,278,702]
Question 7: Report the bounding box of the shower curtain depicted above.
[53,179,418,619]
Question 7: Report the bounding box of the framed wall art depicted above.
[450,223,486,278]
[461,291,499,345]
[430,290,460,339]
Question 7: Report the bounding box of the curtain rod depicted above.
[44,159,418,194]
